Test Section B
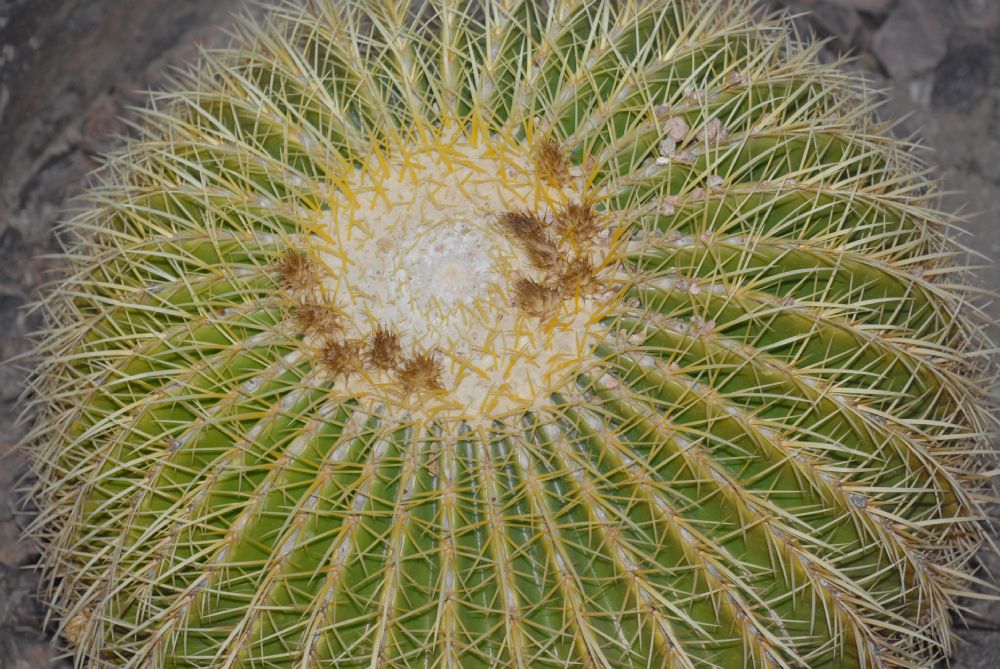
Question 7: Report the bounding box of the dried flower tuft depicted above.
[365,325,404,371]
[535,139,571,187]
[318,338,365,379]
[554,201,601,243]
[557,256,597,296]
[514,278,563,318]
[276,250,320,293]
[497,210,548,245]
[398,352,444,393]
[63,609,92,647]
[293,303,342,335]
[497,209,562,272]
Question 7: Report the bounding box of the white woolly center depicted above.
[311,134,611,420]
[331,194,515,352]
[399,220,494,310]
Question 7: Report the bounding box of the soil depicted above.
[0,1,996,667]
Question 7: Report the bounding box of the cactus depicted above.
[21,0,995,667]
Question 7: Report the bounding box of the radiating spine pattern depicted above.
[22,1,995,668]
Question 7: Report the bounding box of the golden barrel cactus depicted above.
[21,0,995,667]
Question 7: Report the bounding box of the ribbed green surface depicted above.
[24,1,993,668]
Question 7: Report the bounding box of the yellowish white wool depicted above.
[309,132,615,420]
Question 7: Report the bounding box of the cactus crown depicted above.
[21,1,995,668]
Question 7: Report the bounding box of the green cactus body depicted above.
[23,1,994,668]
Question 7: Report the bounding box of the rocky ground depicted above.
[0,0,996,667]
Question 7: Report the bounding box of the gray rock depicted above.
[808,4,862,52]
[828,0,892,15]
[873,0,949,80]
[765,0,862,55]
[0,3,256,667]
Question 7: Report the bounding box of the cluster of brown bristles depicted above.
[535,138,572,188]
[499,140,606,318]
[275,251,444,394]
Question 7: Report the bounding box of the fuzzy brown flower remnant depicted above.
[556,256,597,297]
[496,209,547,244]
[293,303,342,335]
[318,338,365,379]
[63,609,92,647]
[365,325,404,371]
[275,250,320,293]
[496,209,562,273]
[553,200,601,243]
[513,278,563,318]
[535,139,570,187]
[398,352,444,394]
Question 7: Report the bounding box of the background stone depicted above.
[0,2,255,667]
[872,0,947,80]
